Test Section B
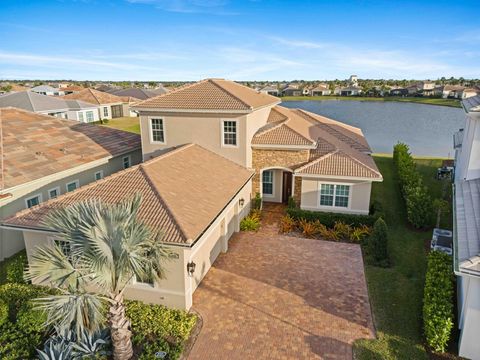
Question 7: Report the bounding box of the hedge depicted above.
[423,251,454,353]
[286,208,377,228]
[366,218,389,267]
[393,143,433,228]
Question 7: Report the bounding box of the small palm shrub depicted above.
[280,215,296,233]
[333,221,352,240]
[349,225,372,243]
[423,251,454,353]
[299,219,316,238]
[240,211,261,231]
[252,193,262,210]
[366,218,389,267]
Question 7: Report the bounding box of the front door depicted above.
[282,172,293,203]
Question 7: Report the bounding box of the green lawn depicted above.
[282,96,461,108]
[354,156,453,359]
[100,116,140,134]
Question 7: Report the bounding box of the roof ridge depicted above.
[334,150,382,177]
[209,79,252,110]
[138,165,189,243]
[134,81,205,107]
[142,143,194,164]
[282,120,316,145]
[89,88,101,104]
[26,91,36,112]
[254,119,288,136]
[295,149,339,173]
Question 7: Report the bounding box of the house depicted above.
[60,85,85,95]
[0,91,100,122]
[63,88,130,119]
[416,81,436,96]
[260,85,279,97]
[340,86,363,96]
[349,75,359,87]
[452,94,480,359]
[282,85,302,97]
[390,87,408,96]
[107,87,169,100]
[461,87,480,99]
[0,107,141,261]
[30,85,62,96]
[311,84,331,96]
[302,87,311,96]
[2,79,381,310]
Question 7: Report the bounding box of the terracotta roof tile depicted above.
[3,144,254,245]
[132,79,280,112]
[63,88,126,105]
[252,124,314,146]
[0,108,141,189]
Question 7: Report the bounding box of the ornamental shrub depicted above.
[423,251,454,353]
[0,283,45,321]
[367,218,389,267]
[286,208,377,228]
[0,300,7,327]
[5,251,27,284]
[252,192,262,210]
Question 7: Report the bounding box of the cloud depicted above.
[125,0,238,15]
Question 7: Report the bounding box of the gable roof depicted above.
[63,88,127,105]
[252,106,381,180]
[108,87,169,100]
[30,85,58,93]
[3,144,254,246]
[0,107,141,190]
[0,91,97,113]
[463,94,480,113]
[132,79,280,112]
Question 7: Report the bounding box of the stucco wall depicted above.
[0,149,142,261]
[261,169,283,203]
[300,177,372,215]
[458,275,480,359]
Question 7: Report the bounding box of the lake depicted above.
[282,100,465,157]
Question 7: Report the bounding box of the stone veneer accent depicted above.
[252,148,310,199]
[293,176,302,206]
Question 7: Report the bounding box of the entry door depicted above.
[282,172,293,203]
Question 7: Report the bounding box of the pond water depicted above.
[282,100,465,157]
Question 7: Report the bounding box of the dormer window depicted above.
[222,120,237,147]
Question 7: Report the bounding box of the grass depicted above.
[99,116,140,134]
[354,155,453,360]
[282,96,462,108]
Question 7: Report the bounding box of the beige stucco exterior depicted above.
[0,149,142,261]
[299,176,372,215]
[17,179,252,310]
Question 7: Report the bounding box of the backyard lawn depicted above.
[354,155,453,360]
[100,116,140,134]
[282,96,461,108]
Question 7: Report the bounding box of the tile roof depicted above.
[252,106,381,180]
[63,88,127,105]
[0,91,96,113]
[108,87,169,100]
[3,144,254,245]
[30,85,58,93]
[0,108,141,189]
[132,79,280,112]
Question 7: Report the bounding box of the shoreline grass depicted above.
[282,96,462,108]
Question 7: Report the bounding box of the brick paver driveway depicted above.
[188,205,375,360]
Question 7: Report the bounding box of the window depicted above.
[66,180,79,192]
[320,184,350,208]
[78,112,84,122]
[122,156,131,169]
[55,239,71,258]
[86,111,94,122]
[150,118,165,143]
[103,107,108,117]
[94,171,104,181]
[134,274,154,286]
[48,187,60,199]
[25,194,42,208]
[262,170,273,196]
[222,120,237,146]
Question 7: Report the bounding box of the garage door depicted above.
[111,105,123,118]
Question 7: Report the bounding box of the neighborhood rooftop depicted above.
[0,91,97,112]
[0,107,141,189]
[3,144,254,245]
[132,78,280,112]
[462,94,480,113]
[107,87,168,100]
[63,88,129,105]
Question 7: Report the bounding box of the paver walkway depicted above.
[188,203,375,360]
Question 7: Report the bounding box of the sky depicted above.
[0,0,478,81]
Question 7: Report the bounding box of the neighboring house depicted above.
[107,87,168,100]
[132,79,381,214]
[406,84,419,95]
[461,87,480,99]
[0,107,141,261]
[417,81,436,96]
[311,84,331,96]
[260,85,279,97]
[452,94,480,359]
[0,91,100,122]
[302,87,311,96]
[61,85,85,95]
[282,85,302,96]
[349,75,359,87]
[390,87,408,96]
[340,86,363,96]
[63,88,130,119]
[30,85,62,96]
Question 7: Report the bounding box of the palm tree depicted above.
[27,195,170,360]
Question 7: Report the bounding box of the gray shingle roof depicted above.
[0,91,96,112]
[30,85,58,93]
[462,95,480,113]
[108,87,168,100]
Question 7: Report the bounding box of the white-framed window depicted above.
[66,180,79,192]
[55,239,71,258]
[320,184,350,208]
[94,170,104,181]
[48,187,60,199]
[149,118,165,144]
[103,107,108,117]
[25,194,42,208]
[222,120,238,147]
[86,111,94,122]
[122,155,131,169]
[262,170,274,196]
[133,274,154,287]
[78,112,84,122]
